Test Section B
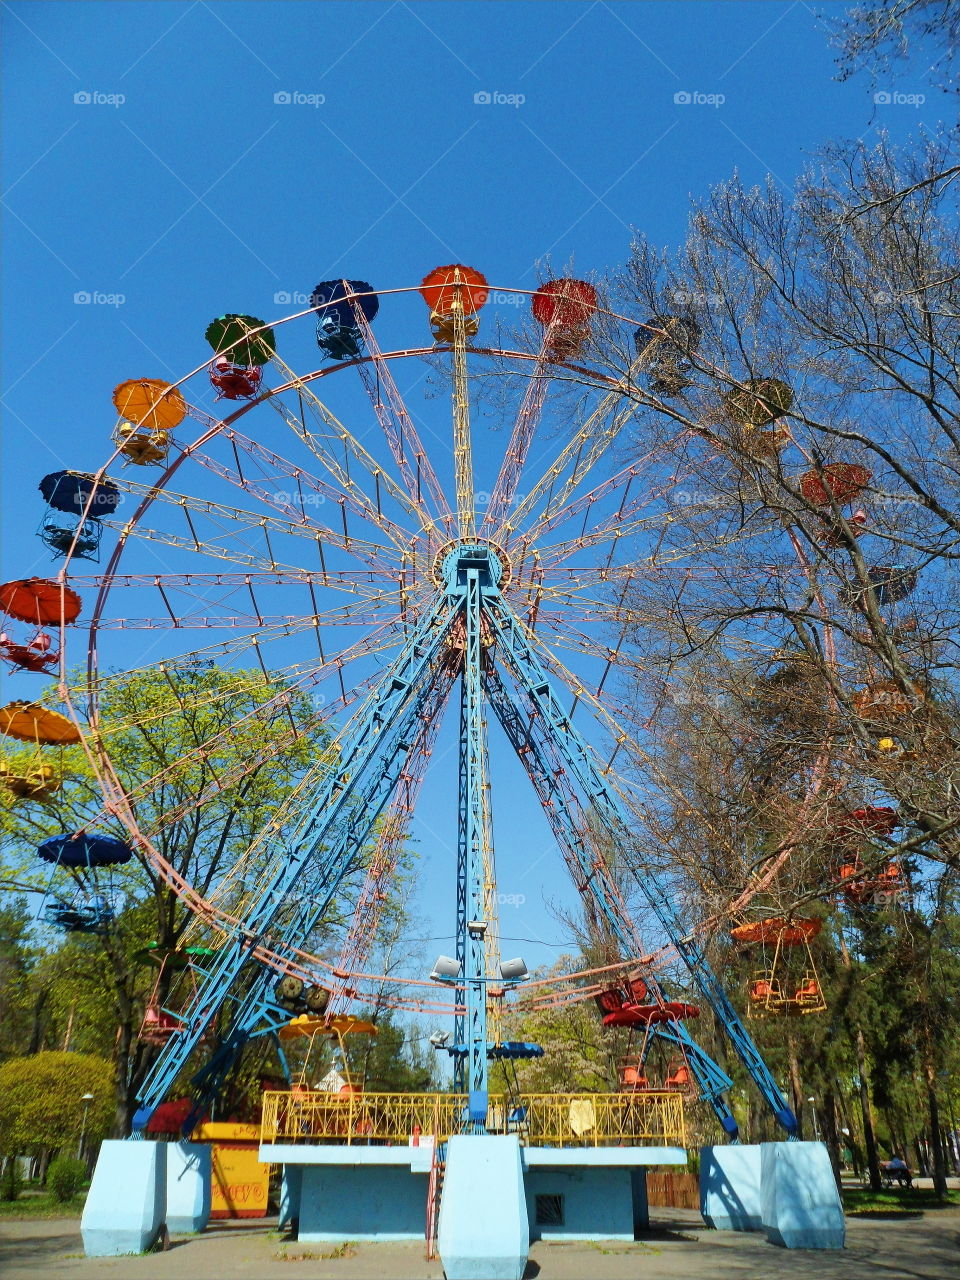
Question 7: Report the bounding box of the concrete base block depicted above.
[700,1144,762,1231]
[761,1141,845,1249]
[82,1139,166,1256]
[166,1142,210,1234]
[279,1164,302,1229]
[299,1163,426,1241]
[438,1135,529,1280]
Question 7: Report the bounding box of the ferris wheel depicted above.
[11,267,811,1139]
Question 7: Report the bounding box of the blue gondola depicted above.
[37,833,131,932]
[311,279,379,360]
[38,832,133,867]
[868,565,918,606]
[634,315,701,397]
[37,472,120,562]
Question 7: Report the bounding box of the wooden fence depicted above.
[645,1170,700,1209]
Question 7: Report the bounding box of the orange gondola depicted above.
[0,579,82,626]
[852,680,924,721]
[419,264,489,315]
[420,264,488,342]
[0,702,81,745]
[833,806,899,839]
[735,918,826,1016]
[112,379,186,431]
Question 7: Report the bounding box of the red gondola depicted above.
[600,1000,700,1028]
[209,357,263,401]
[799,463,871,507]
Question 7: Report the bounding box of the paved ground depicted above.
[1,1208,959,1280]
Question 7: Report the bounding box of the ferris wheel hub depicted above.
[433,538,511,590]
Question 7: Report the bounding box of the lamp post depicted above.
[77,1093,94,1160]
[807,1096,821,1143]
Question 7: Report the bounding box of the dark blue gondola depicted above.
[310,279,379,360]
[39,472,121,518]
[443,1040,544,1060]
[43,894,115,933]
[37,472,120,562]
[634,315,701,397]
[868,565,918,606]
[38,832,133,867]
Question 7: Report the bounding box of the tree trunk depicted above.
[787,1036,805,1141]
[924,1061,949,1197]
[855,1029,883,1191]
[822,1085,843,1192]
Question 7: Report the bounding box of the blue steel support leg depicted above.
[130,595,460,1128]
[486,597,796,1137]
[482,663,736,1131]
[460,563,489,1129]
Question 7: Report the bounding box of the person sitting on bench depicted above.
[883,1153,912,1187]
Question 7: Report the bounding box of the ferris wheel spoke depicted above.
[494,384,639,544]
[352,308,453,534]
[108,474,402,569]
[189,425,413,557]
[481,357,551,534]
[267,348,431,534]
[327,681,448,1011]
[87,623,405,827]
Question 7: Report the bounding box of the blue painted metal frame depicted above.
[128,550,793,1141]
[484,594,796,1136]
[131,589,462,1129]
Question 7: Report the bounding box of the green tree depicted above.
[0,1051,114,1158]
[0,665,330,1133]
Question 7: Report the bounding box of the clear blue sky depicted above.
[2,2,949,980]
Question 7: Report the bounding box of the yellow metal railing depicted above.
[260,1090,685,1148]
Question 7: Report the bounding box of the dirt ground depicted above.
[1,1208,958,1280]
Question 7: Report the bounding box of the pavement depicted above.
[1,1208,959,1280]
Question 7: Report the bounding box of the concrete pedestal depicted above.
[761,1141,845,1249]
[700,1144,762,1231]
[82,1140,166,1256]
[279,1164,302,1229]
[166,1142,211,1234]
[299,1160,426,1241]
[437,1135,528,1280]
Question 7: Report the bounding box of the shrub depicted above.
[47,1154,87,1202]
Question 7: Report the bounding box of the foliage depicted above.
[0,666,332,1132]
[46,1154,87,1202]
[0,1053,114,1156]
[0,1157,23,1202]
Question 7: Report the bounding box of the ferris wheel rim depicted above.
[47,280,812,1012]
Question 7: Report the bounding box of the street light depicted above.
[77,1093,94,1160]
[807,1096,821,1143]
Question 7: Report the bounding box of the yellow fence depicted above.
[260,1090,685,1148]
